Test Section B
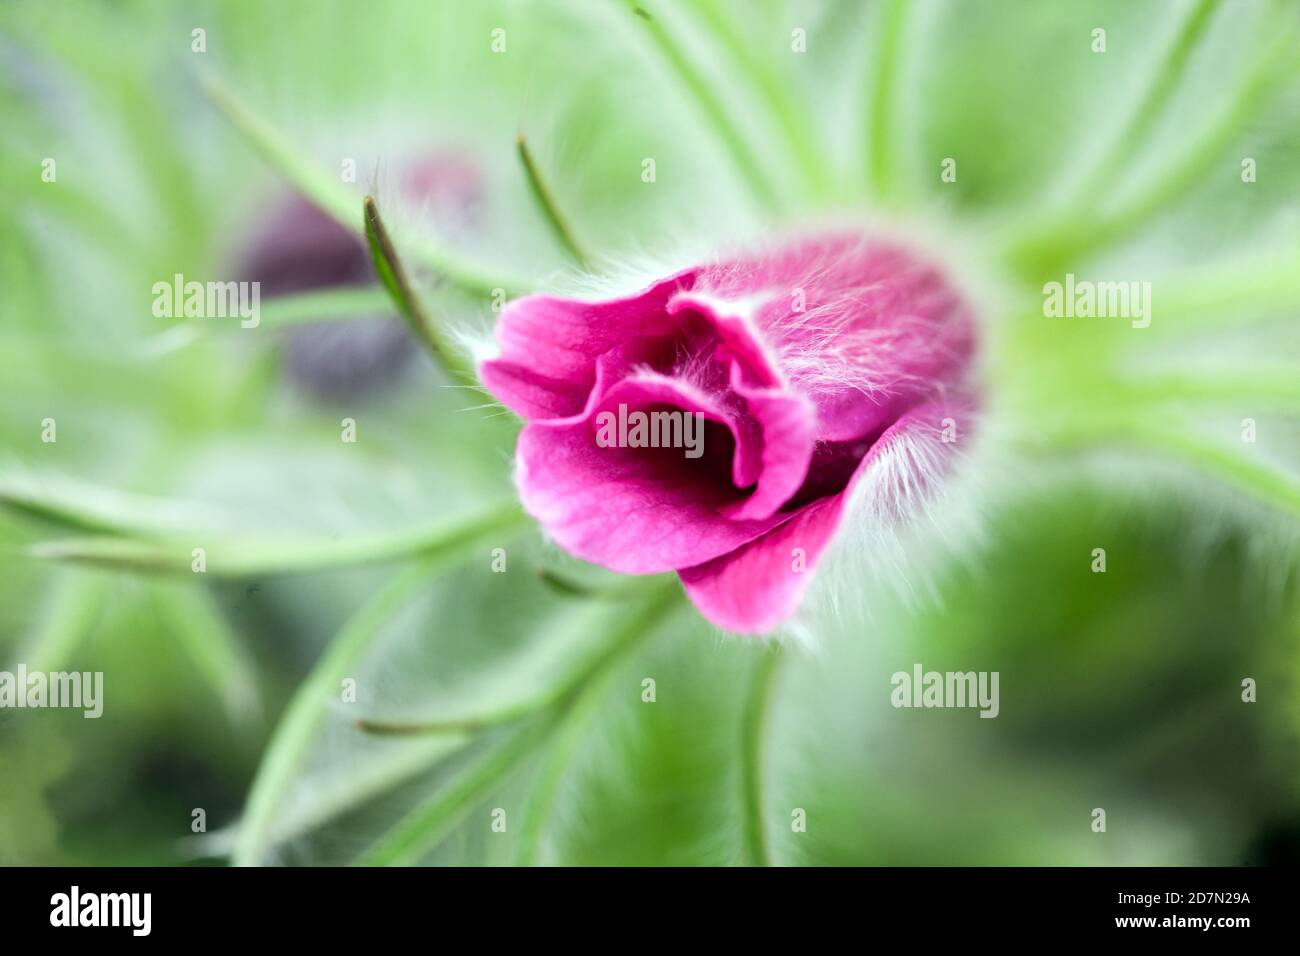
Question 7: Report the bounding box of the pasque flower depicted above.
[483,233,977,633]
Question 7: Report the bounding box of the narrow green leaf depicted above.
[1118,372,1300,410]
[358,720,553,866]
[0,474,221,538]
[516,133,589,265]
[512,687,604,866]
[511,586,686,866]
[268,736,468,852]
[1064,0,1221,206]
[1126,425,1300,519]
[1004,21,1295,276]
[621,1,778,208]
[1043,418,1300,519]
[355,576,679,737]
[363,195,476,386]
[1148,254,1300,336]
[533,565,653,600]
[234,559,456,865]
[200,70,530,298]
[361,581,682,865]
[27,503,527,577]
[188,735,466,861]
[689,1,831,197]
[534,566,599,599]
[866,0,906,198]
[199,70,356,225]
[149,582,262,729]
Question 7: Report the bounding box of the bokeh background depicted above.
[2,0,1299,865]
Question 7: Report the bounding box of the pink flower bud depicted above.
[483,233,977,632]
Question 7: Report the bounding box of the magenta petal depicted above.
[597,368,767,493]
[666,291,782,387]
[515,377,791,574]
[663,292,816,520]
[480,362,593,421]
[678,402,962,633]
[479,233,980,635]
[678,493,845,634]
[721,361,816,521]
[481,270,696,420]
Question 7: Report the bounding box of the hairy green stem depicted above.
[233,555,474,865]
[356,576,678,736]
[364,196,477,386]
[1117,372,1300,409]
[513,583,682,865]
[516,134,589,265]
[621,1,778,208]
[357,719,553,866]
[1005,21,1295,277]
[740,642,784,867]
[200,70,529,298]
[688,2,831,198]
[1064,0,1220,206]
[1040,419,1300,519]
[866,0,906,199]
[1125,424,1300,518]
[360,580,681,865]
[28,503,526,577]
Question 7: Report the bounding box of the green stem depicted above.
[866,0,906,199]
[356,576,678,736]
[1005,22,1295,277]
[1127,425,1300,518]
[535,566,602,599]
[516,134,589,265]
[364,196,476,386]
[275,736,467,850]
[0,480,209,538]
[513,584,681,865]
[28,503,527,577]
[200,70,529,298]
[533,566,657,600]
[360,580,681,865]
[358,719,554,866]
[150,582,262,729]
[195,734,467,860]
[1045,420,1300,519]
[622,1,778,209]
[1148,254,1300,336]
[739,642,784,867]
[1117,372,1300,409]
[689,2,831,197]
[1065,0,1220,205]
[234,558,458,865]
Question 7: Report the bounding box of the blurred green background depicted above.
[1,0,1298,865]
